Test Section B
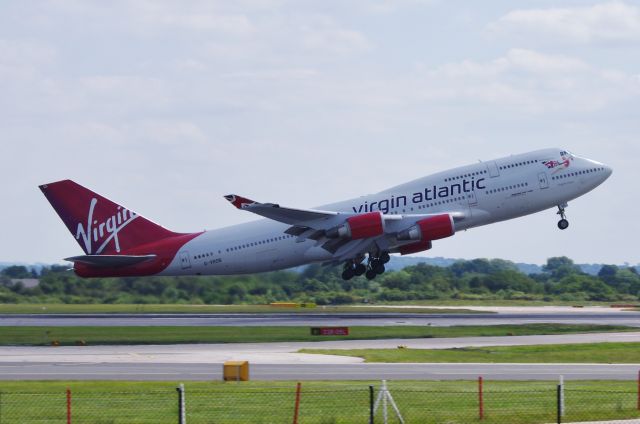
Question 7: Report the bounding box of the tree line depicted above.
[1,257,639,304]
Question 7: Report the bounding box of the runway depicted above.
[1,332,639,381]
[3,310,640,327]
[1,362,638,381]
[3,308,639,381]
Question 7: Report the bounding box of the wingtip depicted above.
[224,194,257,209]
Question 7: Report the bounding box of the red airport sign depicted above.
[310,327,349,336]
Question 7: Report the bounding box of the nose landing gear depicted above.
[557,204,569,230]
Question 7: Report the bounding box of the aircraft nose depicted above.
[604,164,613,179]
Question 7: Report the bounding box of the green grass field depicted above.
[301,341,640,363]
[1,380,638,423]
[0,324,631,346]
[377,299,640,307]
[0,303,485,314]
[1,300,634,314]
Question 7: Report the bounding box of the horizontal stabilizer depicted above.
[64,254,157,268]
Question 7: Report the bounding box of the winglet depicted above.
[224,194,257,209]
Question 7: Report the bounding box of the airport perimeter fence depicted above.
[1,380,640,423]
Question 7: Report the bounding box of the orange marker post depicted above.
[293,382,302,424]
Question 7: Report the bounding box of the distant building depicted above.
[8,278,40,288]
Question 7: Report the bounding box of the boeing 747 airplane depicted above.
[41,148,611,280]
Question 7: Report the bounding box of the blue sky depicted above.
[1,0,638,264]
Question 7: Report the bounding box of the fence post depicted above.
[66,388,72,424]
[478,376,484,420]
[637,370,640,411]
[369,385,374,424]
[556,384,561,424]
[177,383,186,424]
[292,382,302,424]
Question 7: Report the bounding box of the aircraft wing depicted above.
[223,195,342,225]
[224,194,466,259]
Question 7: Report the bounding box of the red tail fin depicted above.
[40,180,177,255]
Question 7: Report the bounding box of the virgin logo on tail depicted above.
[75,198,138,254]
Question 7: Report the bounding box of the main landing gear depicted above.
[341,260,366,280]
[342,252,390,280]
[557,204,569,230]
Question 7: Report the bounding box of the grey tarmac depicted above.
[1,332,640,381]
[0,362,638,381]
[2,311,640,327]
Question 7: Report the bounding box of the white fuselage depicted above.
[160,148,611,276]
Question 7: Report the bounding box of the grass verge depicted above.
[1,380,638,424]
[375,299,636,307]
[300,341,640,363]
[0,324,633,346]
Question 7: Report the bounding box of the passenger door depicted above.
[538,172,549,189]
[179,251,191,270]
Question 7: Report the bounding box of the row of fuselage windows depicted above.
[551,167,605,180]
[416,195,470,210]
[485,182,529,195]
[386,194,474,214]
[444,170,486,182]
[192,234,296,260]
[194,251,220,260]
[226,234,294,252]
[499,159,539,170]
[443,159,540,183]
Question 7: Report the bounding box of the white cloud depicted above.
[132,5,256,36]
[0,39,55,66]
[0,39,56,81]
[222,68,319,80]
[419,49,638,113]
[489,1,640,43]
[505,49,589,73]
[127,120,208,147]
[432,49,588,78]
[358,0,439,14]
[301,27,371,55]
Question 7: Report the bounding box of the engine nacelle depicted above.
[326,211,385,240]
[397,214,455,242]
[399,240,432,255]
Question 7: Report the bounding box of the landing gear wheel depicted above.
[556,204,569,230]
[341,268,355,280]
[354,263,367,276]
[369,259,385,275]
[365,269,377,280]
